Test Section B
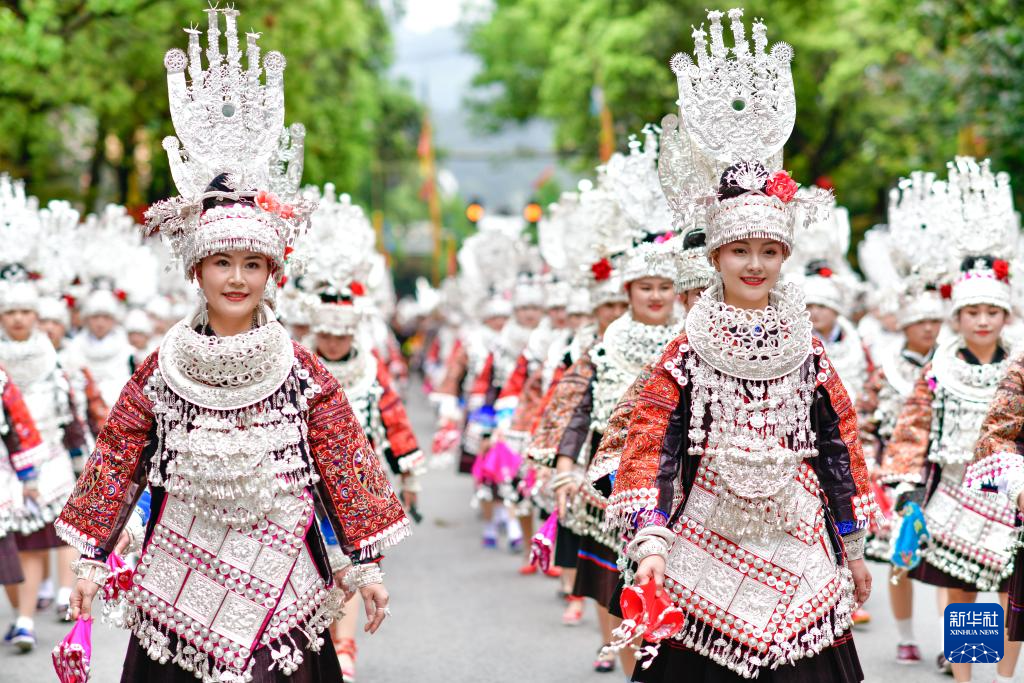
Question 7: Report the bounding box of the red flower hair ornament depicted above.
[764,171,799,203]
[591,258,613,281]
[993,259,1011,282]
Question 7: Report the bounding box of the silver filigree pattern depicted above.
[684,279,812,381]
[671,9,795,165]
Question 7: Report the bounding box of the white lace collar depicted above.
[0,330,59,387]
[599,312,682,376]
[930,337,1009,402]
[685,279,812,381]
[158,310,295,410]
[317,343,377,396]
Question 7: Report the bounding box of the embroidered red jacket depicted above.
[57,344,409,560]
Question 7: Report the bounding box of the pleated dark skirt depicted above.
[554,522,581,569]
[573,535,619,607]
[1008,547,1024,640]
[909,561,1010,593]
[633,631,863,683]
[120,629,342,682]
[16,523,62,550]
[0,533,24,584]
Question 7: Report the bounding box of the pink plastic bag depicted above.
[52,617,92,683]
[529,512,558,572]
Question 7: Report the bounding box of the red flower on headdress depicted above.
[591,258,612,281]
[255,190,282,215]
[765,171,799,203]
[277,275,288,288]
[284,246,294,260]
[654,232,675,244]
[114,289,128,302]
[994,259,1010,282]
[27,271,42,281]
[818,267,833,278]
[278,204,295,220]
[349,281,366,296]
[62,294,76,309]
[939,283,953,300]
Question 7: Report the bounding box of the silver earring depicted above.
[197,289,209,327]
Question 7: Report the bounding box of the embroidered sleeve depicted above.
[61,373,89,453]
[857,366,884,431]
[433,340,466,399]
[494,354,529,424]
[55,353,158,556]
[300,346,410,560]
[1,368,45,479]
[554,356,596,463]
[466,354,494,413]
[811,342,881,533]
[587,362,656,490]
[880,362,935,485]
[525,356,594,468]
[975,356,1024,460]
[607,337,685,533]
[375,358,422,474]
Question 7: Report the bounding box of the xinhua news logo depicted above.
[944,603,1004,664]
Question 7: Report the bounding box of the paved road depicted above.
[3,386,1012,681]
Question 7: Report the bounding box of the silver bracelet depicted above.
[71,558,111,587]
[843,530,867,562]
[551,471,581,491]
[624,526,676,563]
[123,514,145,556]
[1006,475,1024,513]
[327,546,352,575]
[342,563,385,592]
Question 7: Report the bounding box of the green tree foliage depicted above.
[0,1,422,214]
[466,0,1024,234]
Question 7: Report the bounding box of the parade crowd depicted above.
[1,5,1024,683]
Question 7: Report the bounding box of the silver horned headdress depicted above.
[145,7,314,280]
[659,9,831,256]
[944,157,1018,314]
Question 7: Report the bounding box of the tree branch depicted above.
[0,1,28,23]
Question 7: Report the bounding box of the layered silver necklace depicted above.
[669,281,817,537]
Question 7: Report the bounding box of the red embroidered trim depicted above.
[1,367,44,458]
[58,353,158,554]
[299,345,409,555]
[975,357,1024,462]
[814,339,878,523]
[375,357,419,459]
[526,356,594,465]
[612,337,686,497]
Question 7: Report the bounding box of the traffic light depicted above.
[523,200,542,225]
[466,199,484,224]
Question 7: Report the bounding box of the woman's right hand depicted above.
[556,481,579,518]
[69,578,101,621]
[634,554,666,587]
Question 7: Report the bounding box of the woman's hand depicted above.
[333,568,356,603]
[360,583,390,634]
[113,531,132,556]
[68,578,101,621]
[634,554,666,588]
[849,558,872,606]
[555,481,579,518]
